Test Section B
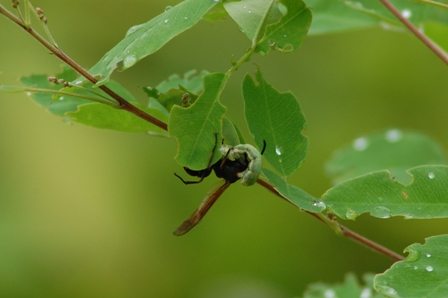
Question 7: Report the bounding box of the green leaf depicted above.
[13,65,168,134]
[375,234,448,298]
[263,169,323,213]
[304,0,378,35]
[19,65,88,116]
[84,0,218,86]
[224,0,282,46]
[322,165,448,220]
[143,70,208,112]
[169,72,228,170]
[243,68,308,177]
[303,273,381,298]
[67,103,168,135]
[326,129,447,185]
[150,70,209,94]
[256,0,312,54]
[222,116,244,146]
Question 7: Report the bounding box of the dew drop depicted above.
[353,137,368,151]
[26,92,32,96]
[385,129,402,142]
[346,209,358,220]
[74,80,82,85]
[426,253,431,258]
[426,265,434,272]
[59,96,65,101]
[125,25,143,36]
[123,55,137,68]
[404,213,415,219]
[371,206,391,218]
[384,287,398,296]
[402,9,412,19]
[414,265,418,270]
[312,200,326,211]
[360,288,371,298]
[184,16,188,20]
[212,0,220,2]
[268,40,276,47]
[165,5,173,12]
[406,248,420,261]
[428,172,435,179]
[324,289,336,298]
[275,145,283,156]
[164,19,169,23]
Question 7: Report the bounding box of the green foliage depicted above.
[323,165,448,220]
[375,235,448,297]
[2,0,448,296]
[307,0,448,51]
[168,72,228,170]
[303,273,382,298]
[243,68,308,177]
[326,129,447,185]
[84,0,218,86]
[66,102,168,134]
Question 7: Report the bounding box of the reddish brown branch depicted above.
[0,4,168,131]
[256,179,404,262]
[379,0,448,66]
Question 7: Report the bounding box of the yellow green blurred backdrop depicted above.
[1,1,448,297]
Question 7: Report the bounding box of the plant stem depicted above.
[0,4,168,131]
[379,0,448,66]
[256,179,404,262]
[413,0,448,10]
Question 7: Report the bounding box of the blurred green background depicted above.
[1,0,448,297]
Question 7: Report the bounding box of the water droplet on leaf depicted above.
[123,55,137,68]
[346,209,358,220]
[402,9,412,18]
[428,172,435,179]
[385,129,402,142]
[164,19,169,23]
[426,265,434,272]
[406,248,420,261]
[371,206,391,218]
[353,137,368,151]
[426,253,431,258]
[360,288,371,298]
[275,146,283,156]
[165,5,173,12]
[324,289,336,298]
[312,200,326,211]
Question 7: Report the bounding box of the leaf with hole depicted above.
[243,68,308,177]
[169,72,228,170]
[323,165,448,220]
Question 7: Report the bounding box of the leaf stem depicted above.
[379,0,448,66]
[0,4,168,131]
[8,86,119,107]
[256,178,404,262]
[413,0,448,10]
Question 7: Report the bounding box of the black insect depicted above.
[174,133,248,185]
[173,133,266,236]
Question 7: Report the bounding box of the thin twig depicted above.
[379,0,448,65]
[256,179,404,262]
[0,4,168,131]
